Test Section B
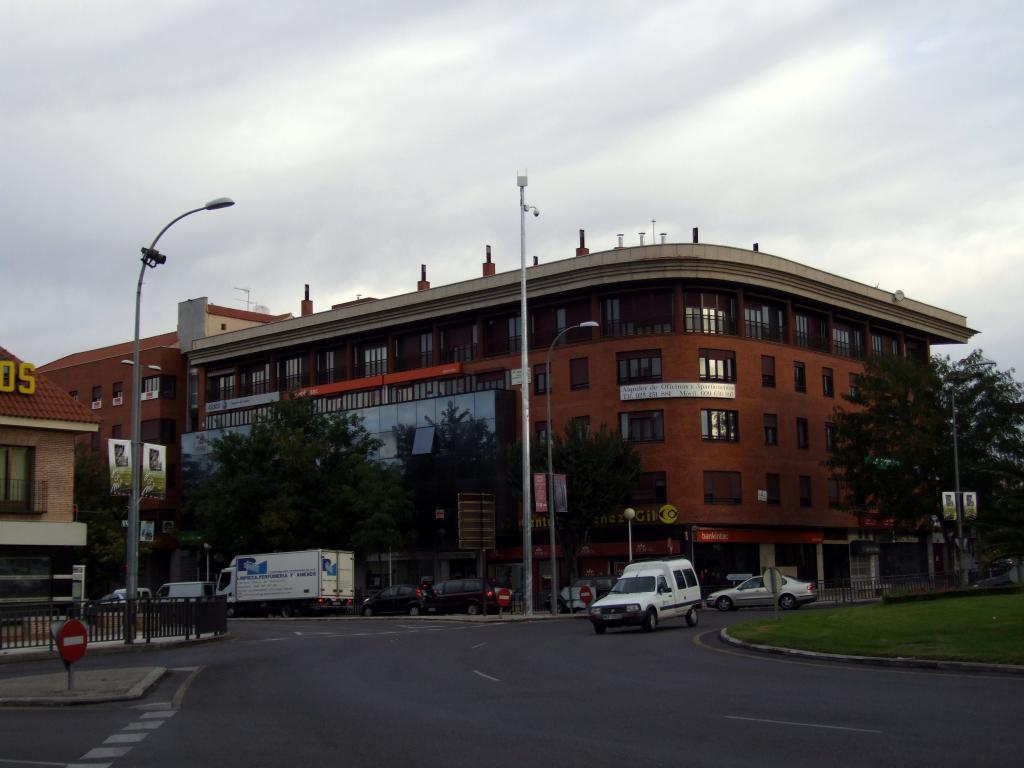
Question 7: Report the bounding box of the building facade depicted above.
[183,240,974,598]
[1,346,98,604]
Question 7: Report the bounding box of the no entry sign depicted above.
[496,587,512,608]
[54,619,89,664]
[578,585,594,605]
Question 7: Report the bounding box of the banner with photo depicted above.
[108,439,132,496]
[142,443,167,500]
[941,491,957,521]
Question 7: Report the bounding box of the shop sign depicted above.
[206,390,279,413]
[620,382,735,401]
[695,527,824,544]
[0,361,36,395]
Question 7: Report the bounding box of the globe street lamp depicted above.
[126,197,234,642]
[545,321,598,614]
[624,507,636,562]
[518,174,538,615]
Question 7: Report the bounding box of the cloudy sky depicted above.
[4,1,1022,376]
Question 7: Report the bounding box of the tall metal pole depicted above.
[545,321,597,615]
[517,174,533,615]
[126,198,234,643]
[951,387,966,587]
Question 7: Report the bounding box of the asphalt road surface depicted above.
[0,610,1020,767]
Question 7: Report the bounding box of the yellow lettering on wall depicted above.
[0,361,13,393]
[17,363,36,395]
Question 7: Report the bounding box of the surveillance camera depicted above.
[533,208,540,217]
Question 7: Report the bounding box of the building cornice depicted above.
[0,416,100,433]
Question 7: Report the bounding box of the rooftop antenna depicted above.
[234,287,253,311]
[651,219,656,243]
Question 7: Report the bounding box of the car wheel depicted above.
[362,606,373,617]
[641,608,658,632]
[408,605,421,616]
[593,622,606,635]
[466,602,481,616]
[685,607,699,627]
[715,596,734,612]
[779,594,797,610]
[279,605,293,619]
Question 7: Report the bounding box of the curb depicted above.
[0,632,230,666]
[719,628,1024,676]
[0,667,167,707]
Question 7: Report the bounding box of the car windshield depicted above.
[610,576,656,594]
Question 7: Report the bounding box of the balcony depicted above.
[744,319,785,342]
[605,316,674,338]
[683,310,736,335]
[794,331,829,352]
[441,344,476,364]
[394,351,435,372]
[352,361,387,379]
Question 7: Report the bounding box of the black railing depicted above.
[794,331,830,351]
[814,572,961,603]
[441,343,477,363]
[744,319,785,342]
[0,597,227,650]
[604,317,674,337]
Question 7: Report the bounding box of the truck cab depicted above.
[588,558,702,634]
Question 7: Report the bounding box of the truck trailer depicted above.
[216,549,355,617]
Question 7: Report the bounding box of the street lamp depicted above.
[126,197,234,642]
[545,321,598,614]
[518,174,538,615]
[624,508,636,562]
[950,360,994,587]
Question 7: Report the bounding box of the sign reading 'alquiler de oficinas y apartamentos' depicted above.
[0,360,36,394]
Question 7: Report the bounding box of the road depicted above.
[0,610,1020,767]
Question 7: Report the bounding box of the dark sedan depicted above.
[361,584,435,616]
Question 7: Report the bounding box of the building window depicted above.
[822,368,834,398]
[141,419,176,445]
[799,475,812,507]
[699,349,736,382]
[442,323,477,362]
[796,418,809,449]
[701,410,740,442]
[0,446,31,510]
[112,381,124,403]
[572,415,591,435]
[794,311,828,351]
[872,332,899,358]
[207,371,235,401]
[534,364,548,395]
[761,356,776,388]
[242,361,273,393]
[744,300,785,342]
[794,362,806,393]
[601,291,674,337]
[91,385,102,406]
[850,373,862,400]
[765,473,781,506]
[69,390,78,401]
[353,343,386,378]
[833,321,865,359]
[617,350,662,384]
[474,370,507,391]
[704,471,741,504]
[570,358,589,390]
[535,421,549,445]
[620,410,664,442]
[632,472,667,505]
[825,422,836,451]
[111,424,122,439]
[763,414,778,446]
[684,291,737,335]
[828,478,841,507]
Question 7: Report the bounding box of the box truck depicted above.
[216,549,355,617]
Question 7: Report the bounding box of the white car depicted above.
[706,575,816,611]
[588,558,702,634]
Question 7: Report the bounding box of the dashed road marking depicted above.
[141,710,178,720]
[473,670,500,682]
[471,643,487,649]
[123,721,163,731]
[80,747,131,759]
[103,733,147,744]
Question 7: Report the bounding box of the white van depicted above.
[588,558,702,634]
[156,581,215,599]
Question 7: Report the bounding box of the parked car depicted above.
[361,584,436,616]
[588,558,702,634]
[156,581,215,599]
[97,587,153,603]
[432,578,500,615]
[973,554,1023,588]
[554,576,617,612]
[706,574,816,611]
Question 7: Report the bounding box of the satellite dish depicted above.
[892,290,905,303]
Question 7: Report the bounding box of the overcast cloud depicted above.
[3,1,1022,376]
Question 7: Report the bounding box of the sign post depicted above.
[496,587,512,616]
[764,567,783,621]
[51,619,89,691]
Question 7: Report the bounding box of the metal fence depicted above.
[813,572,961,603]
[0,597,228,651]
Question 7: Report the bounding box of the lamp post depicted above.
[545,321,598,614]
[126,197,234,642]
[517,174,538,615]
[624,508,636,562]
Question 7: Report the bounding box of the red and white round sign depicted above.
[56,619,89,664]
[496,587,512,608]
[578,585,594,605]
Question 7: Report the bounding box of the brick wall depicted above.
[0,426,76,523]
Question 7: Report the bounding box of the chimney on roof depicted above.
[753,242,759,252]
[660,232,667,245]
[418,264,430,291]
[533,256,539,266]
[616,234,624,249]
[576,229,589,257]
[638,232,645,246]
[301,284,313,317]
[483,245,496,276]
[692,227,699,244]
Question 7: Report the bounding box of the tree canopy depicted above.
[187,396,412,561]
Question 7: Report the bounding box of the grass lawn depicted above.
[726,592,1024,665]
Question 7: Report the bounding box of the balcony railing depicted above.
[683,310,736,335]
[604,316,675,337]
[441,343,476,363]
[238,380,271,397]
[0,480,47,514]
[207,386,235,402]
[352,361,387,379]
[394,351,436,371]
[277,373,310,391]
[794,331,830,351]
[744,319,785,342]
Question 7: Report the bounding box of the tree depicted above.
[73,444,129,597]
[187,397,412,561]
[510,421,642,585]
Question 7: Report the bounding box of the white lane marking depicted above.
[123,721,164,731]
[0,758,71,766]
[66,763,112,768]
[473,670,500,682]
[141,710,178,720]
[725,715,882,734]
[294,631,304,636]
[170,666,200,672]
[131,701,173,710]
[104,733,147,744]
[471,643,487,649]
[81,747,132,759]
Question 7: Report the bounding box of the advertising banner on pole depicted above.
[533,473,548,513]
[941,491,957,521]
[108,439,132,495]
[963,492,978,520]
[140,521,155,542]
[553,474,568,516]
[142,443,167,500]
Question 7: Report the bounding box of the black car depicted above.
[361,584,435,616]
[432,578,500,615]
